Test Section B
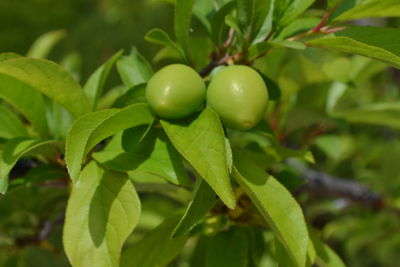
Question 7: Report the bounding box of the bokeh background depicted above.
[1,1,400,266]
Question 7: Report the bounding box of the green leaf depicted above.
[145,28,186,61]
[334,0,400,22]
[84,50,123,110]
[205,227,249,267]
[161,108,236,209]
[251,0,274,43]
[275,234,316,267]
[308,27,400,69]
[172,178,217,237]
[193,0,214,32]
[63,162,140,267]
[121,124,152,151]
[232,154,308,267]
[120,216,188,267]
[174,0,195,60]
[26,29,66,59]
[45,100,74,140]
[276,0,316,28]
[65,103,154,182]
[276,17,320,40]
[9,163,66,189]
[0,138,61,193]
[211,2,235,47]
[0,72,47,136]
[0,52,22,62]
[0,58,91,117]
[112,84,146,108]
[335,102,400,129]
[236,0,255,32]
[92,128,191,186]
[116,47,153,88]
[0,105,28,139]
[269,39,306,50]
[309,229,345,267]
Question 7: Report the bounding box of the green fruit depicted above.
[146,64,206,119]
[206,65,269,130]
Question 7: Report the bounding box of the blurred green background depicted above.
[1,1,400,266]
[0,0,174,79]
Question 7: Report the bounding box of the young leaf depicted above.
[0,105,28,139]
[92,128,191,186]
[308,27,400,69]
[116,47,153,89]
[161,108,236,209]
[26,29,66,59]
[172,178,217,237]
[145,28,186,61]
[205,227,249,267]
[0,58,91,117]
[232,154,308,267]
[174,0,195,60]
[120,216,188,267]
[63,161,140,267]
[0,138,62,193]
[65,103,154,182]
[275,0,316,28]
[84,50,123,110]
[333,0,400,22]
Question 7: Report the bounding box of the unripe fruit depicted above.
[206,65,269,130]
[146,64,206,119]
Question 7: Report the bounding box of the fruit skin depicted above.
[206,65,269,130]
[146,64,206,119]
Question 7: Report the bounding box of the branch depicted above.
[287,159,384,209]
[38,213,65,241]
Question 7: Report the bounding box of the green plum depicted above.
[207,65,269,130]
[146,64,206,119]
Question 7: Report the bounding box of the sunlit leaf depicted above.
[161,108,236,209]
[233,154,308,267]
[308,27,400,69]
[63,162,140,267]
[116,47,153,88]
[334,0,400,21]
[65,103,154,182]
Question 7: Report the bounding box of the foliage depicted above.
[1,0,400,266]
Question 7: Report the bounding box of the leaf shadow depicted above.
[89,170,126,247]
